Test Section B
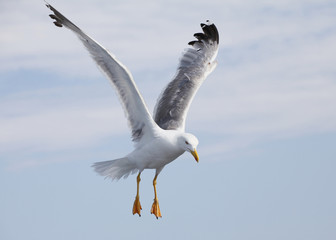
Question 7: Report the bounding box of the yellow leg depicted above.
[132,172,142,216]
[150,174,162,219]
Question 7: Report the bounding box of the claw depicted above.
[150,199,162,219]
[132,196,142,216]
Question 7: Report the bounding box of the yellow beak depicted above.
[190,149,199,162]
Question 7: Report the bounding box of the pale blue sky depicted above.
[1,0,336,239]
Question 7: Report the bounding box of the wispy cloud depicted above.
[0,86,128,153]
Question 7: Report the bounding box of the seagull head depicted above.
[179,133,199,162]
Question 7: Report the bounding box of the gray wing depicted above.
[46,3,158,142]
[153,21,219,131]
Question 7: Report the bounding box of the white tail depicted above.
[92,157,138,181]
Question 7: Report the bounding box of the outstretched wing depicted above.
[153,21,219,131]
[46,3,157,142]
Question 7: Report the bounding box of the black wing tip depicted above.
[48,13,63,27]
[201,20,219,44]
[45,1,52,10]
[188,40,197,46]
[53,22,63,27]
[45,2,82,32]
[189,20,219,47]
[46,3,59,26]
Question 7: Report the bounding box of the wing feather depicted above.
[153,21,219,131]
[46,3,157,142]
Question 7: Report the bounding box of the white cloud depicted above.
[0,86,129,153]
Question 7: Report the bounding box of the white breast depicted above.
[128,131,184,170]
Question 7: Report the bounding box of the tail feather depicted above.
[92,157,137,181]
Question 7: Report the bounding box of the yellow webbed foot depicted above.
[132,196,142,216]
[150,199,162,219]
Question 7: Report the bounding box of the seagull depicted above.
[46,3,219,219]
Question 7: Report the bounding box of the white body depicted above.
[129,130,185,171]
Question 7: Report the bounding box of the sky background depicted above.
[1,0,336,239]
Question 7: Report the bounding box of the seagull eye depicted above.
[185,141,189,145]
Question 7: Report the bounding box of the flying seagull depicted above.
[46,3,219,219]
